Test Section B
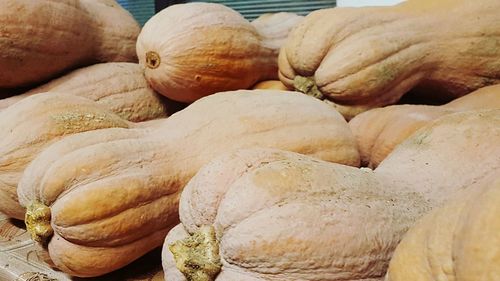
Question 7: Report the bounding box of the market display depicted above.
[0,0,498,280]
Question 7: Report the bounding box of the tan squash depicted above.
[0,63,177,121]
[0,93,137,220]
[386,174,500,281]
[350,84,500,168]
[17,90,359,277]
[163,109,500,280]
[251,12,304,55]
[279,0,500,119]
[0,0,140,89]
[136,3,279,103]
[251,80,289,91]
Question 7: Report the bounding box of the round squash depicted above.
[0,0,140,88]
[136,3,278,103]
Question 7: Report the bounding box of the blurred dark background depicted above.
[117,0,337,25]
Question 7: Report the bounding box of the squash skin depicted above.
[385,175,500,281]
[17,90,360,277]
[0,0,139,89]
[0,63,175,121]
[136,3,279,103]
[251,12,304,57]
[350,84,500,168]
[163,109,500,280]
[279,0,500,118]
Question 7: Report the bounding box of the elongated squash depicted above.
[0,0,140,88]
[163,109,500,280]
[17,90,359,277]
[279,0,500,119]
[350,84,500,167]
[0,63,176,121]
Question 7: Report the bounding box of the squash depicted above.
[0,63,177,121]
[0,0,140,89]
[136,3,279,103]
[0,94,137,220]
[251,12,304,56]
[251,80,289,91]
[17,90,359,277]
[350,84,500,168]
[279,0,500,119]
[385,174,500,281]
[163,109,500,280]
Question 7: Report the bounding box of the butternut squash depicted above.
[17,90,359,277]
[0,0,140,88]
[386,174,500,281]
[279,0,500,119]
[0,63,175,121]
[350,84,500,167]
[136,3,279,103]
[163,109,500,280]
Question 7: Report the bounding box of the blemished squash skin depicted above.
[17,90,360,277]
[349,84,500,168]
[136,3,279,103]
[385,174,500,281]
[0,94,139,220]
[0,0,140,89]
[279,0,500,119]
[163,109,500,281]
[0,63,176,121]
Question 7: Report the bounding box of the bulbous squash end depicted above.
[145,51,161,69]
[293,75,325,100]
[25,201,53,245]
[169,225,222,281]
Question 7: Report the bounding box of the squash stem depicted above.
[293,75,325,100]
[169,225,222,281]
[25,201,53,244]
[145,51,161,69]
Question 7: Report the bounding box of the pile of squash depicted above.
[0,0,498,280]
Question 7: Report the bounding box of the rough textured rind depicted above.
[136,3,278,102]
[0,94,132,219]
[350,84,500,168]
[0,0,140,88]
[279,0,500,118]
[17,90,360,277]
[0,63,175,121]
[385,174,500,281]
[163,109,500,280]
